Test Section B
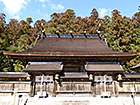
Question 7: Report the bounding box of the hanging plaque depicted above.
[94,76,103,82]
[35,76,53,82]
[35,76,43,82]
[94,76,113,82]
[105,76,113,82]
[44,76,53,82]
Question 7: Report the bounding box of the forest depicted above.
[0,8,140,72]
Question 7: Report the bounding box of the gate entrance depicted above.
[56,80,92,94]
[94,82,113,95]
[56,72,92,96]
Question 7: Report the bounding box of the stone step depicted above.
[25,97,140,105]
[1,95,140,105]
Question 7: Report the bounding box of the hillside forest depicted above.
[0,8,140,72]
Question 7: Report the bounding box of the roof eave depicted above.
[86,70,124,72]
[3,51,139,57]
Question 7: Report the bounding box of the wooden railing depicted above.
[56,82,92,94]
[116,82,140,94]
[0,81,31,93]
[1,81,140,96]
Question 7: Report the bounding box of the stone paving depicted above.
[0,95,140,105]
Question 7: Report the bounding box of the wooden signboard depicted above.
[94,76,112,82]
[35,76,53,82]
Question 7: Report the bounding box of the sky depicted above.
[0,0,140,24]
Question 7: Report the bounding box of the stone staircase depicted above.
[25,96,140,105]
[1,95,140,105]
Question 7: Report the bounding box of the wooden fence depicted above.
[116,82,140,94]
[56,82,92,94]
[0,81,31,95]
[0,81,140,96]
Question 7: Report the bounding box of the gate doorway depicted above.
[94,82,113,95]
[56,79,92,96]
[56,72,92,96]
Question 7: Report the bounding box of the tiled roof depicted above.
[26,37,120,55]
[3,35,139,62]
[123,73,140,79]
[0,72,28,78]
[130,63,140,70]
[24,62,63,72]
[85,62,124,72]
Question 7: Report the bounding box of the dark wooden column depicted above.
[30,74,36,97]
[92,81,96,96]
[52,74,57,97]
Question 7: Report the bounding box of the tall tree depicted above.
[0,13,7,50]
[104,9,140,72]
[88,8,100,34]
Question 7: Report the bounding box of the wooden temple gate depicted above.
[3,34,139,97]
[23,62,124,97]
[33,77,115,96]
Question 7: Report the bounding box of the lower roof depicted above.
[24,62,63,72]
[130,63,140,71]
[85,62,124,72]
[123,73,140,79]
[24,62,124,73]
[0,72,28,78]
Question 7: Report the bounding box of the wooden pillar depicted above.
[52,75,57,97]
[133,81,136,95]
[112,74,116,96]
[30,74,36,97]
[112,81,115,96]
[112,75,117,96]
[92,82,96,96]
[115,81,119,96]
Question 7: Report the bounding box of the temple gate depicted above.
[3,34,139,97]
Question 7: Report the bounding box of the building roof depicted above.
[3,35,139,62]
[123,73,140,79]
[85,62,124,72]
[27,37,116,54]
[24,62,63,72]
[0,72,28,78]
[130,63,140,71]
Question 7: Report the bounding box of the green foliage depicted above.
[0,52,14,72]
[13,61,24,72]
[105,10,140,53]
[0,14,35,72]
[0,52,25,72]
[104,10,140,72]
[0,8,140,72]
